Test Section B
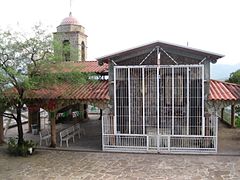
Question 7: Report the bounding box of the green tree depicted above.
[227,69,240,84]
[0,24,54,146]
[226,69,240,126]
[0,24,92,148]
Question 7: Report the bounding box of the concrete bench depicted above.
[59,123,84,147]
[39,129,51,146]
[73,123,81,139]
[60,126,75,147]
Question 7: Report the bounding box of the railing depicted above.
[103,134,217,153]
[102,113,218,154]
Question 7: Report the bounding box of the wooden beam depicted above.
[163,47,206,61]
[0,114,4,144]
[231,105,236,128]
[50,112,57,148]
[113,46,157,63]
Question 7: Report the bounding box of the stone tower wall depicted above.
[54,24,87,61]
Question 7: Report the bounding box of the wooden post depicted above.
[0,114,4,144]
[50,111,57,148]
[231,105,236,128]
[221,108,224,121]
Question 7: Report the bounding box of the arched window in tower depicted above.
[63,40,70,61]
[81,41,85,61]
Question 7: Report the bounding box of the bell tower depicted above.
[53,12,88,61]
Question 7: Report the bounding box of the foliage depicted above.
[226,70,240,117]
[0,24,56,146]
[0,24,94,147]
[226,69,240,84]
[236,116,240,128]
[7,137,37,156]
[30,71,96,88]
[0,24,54,103]
[236,105,240,116]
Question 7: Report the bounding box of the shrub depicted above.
[7,137,37,157]
[236,116,240,128]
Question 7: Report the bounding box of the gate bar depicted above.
[128,68,131,134]
[172,67,175,135]
[201,65,205,136]
[187,67,190,135]
[157,67,160,151]
[215,112,218,152]
[114,67,117,134]
[142,68,145,134]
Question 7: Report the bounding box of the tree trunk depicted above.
[50,112,56,148]
[0,114,4,144]
[16,107,24,145]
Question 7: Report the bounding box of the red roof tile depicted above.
[24,79,240,102]
[25,80,109,101]
[209,79,240,101]
[49,61,108,74]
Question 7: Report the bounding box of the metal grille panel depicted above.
[103,65,217,153]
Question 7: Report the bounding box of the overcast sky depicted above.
[0,0,239,64]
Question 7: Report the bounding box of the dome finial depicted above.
[69,0,72,15]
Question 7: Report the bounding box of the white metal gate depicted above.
[102,65,218,153]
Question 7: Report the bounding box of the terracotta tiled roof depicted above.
[49,61,108,74]
[24,80,109,101]
[209,79,240,101]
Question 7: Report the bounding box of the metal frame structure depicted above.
[102,65,218,153]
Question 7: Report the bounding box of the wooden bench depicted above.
[39,129,51,146]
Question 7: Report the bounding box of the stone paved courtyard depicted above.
[0,146,239,179]
[1,115,240,179]
[4,115,240,155]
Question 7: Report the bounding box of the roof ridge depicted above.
[210,79,240,87]
[60,60,98,64]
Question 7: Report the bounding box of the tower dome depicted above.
[60,12,79,25]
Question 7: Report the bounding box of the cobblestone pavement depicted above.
[0,147,240,180]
